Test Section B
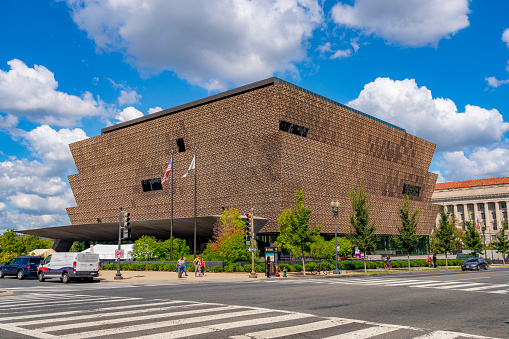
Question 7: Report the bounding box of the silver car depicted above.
[461,258,488,271]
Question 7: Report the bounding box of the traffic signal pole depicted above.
[115,206,123,280]
[249,210,257,278]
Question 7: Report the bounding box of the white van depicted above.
[37,252,100,283]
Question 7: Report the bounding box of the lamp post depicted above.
[482,226,487,258]
[331,200,341,274]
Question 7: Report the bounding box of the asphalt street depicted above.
[0,267,507,338]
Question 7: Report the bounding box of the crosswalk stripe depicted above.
[130,313,314,339]
[11,301,203,326]
[0,300,191,322]
[321,325,399,338]
[38,305,239,332]
[434,283,485,289]
[0,294,94,307]
[461,284,509,291]
[0,323,60,338]
[412,331,462,338]
[233,318,353,338]
[63,308,275,339]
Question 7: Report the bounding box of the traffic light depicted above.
[244,213,251,245]
[122,227,131,240]
[122,211,130,228]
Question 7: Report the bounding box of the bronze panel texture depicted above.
[67,82,438,236]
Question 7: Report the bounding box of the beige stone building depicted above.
[431,177,509,243]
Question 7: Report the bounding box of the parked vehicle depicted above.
[0,256,43,279]
[461,258,488,271]
[37,252,100,283]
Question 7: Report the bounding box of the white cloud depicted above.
[347,77,509,151]
[9,192,74,214]
[148,107,163,114]
[65,0,324,91]
[24,125,88,162]
[331,0,470,47]
[331,49,351,59]
[486,76,509,88]
[437,147,509,182]
[503,28,509,48]
[118,89,141,106]
[0,59,109,126]
[115,106,143,123]
[0,202,6,211]
[0,114,18,129]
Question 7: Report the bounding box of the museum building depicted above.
[432,177,509,243]
[21,77,439,252]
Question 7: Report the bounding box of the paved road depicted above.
[0,268,507,338]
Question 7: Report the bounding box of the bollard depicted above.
[283,267,287,278]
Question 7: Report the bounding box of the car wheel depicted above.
[484,265,488,270]
[38,271,45,282]
[17,270,25,280]
[62,272,70,284]
[0,269,4,279]
[461,267,465,271]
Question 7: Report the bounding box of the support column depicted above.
[473,203,479,225]
[464,204,469,222]
[495,201,502,231]
[453,204,458,228]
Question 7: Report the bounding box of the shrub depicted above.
[164,263,176,271]
[211,265,223,272]
[255,264,265,273]
[244,264,252,272]
[305,262,317,271]
[187,263,195,272]
[224,263,243,272]
[278,263,292,272]
[205,265,210,272]
[292,264,303,272]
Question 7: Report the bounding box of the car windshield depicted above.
[465,259,478,262]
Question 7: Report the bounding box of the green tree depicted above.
[277,190,320,275]
[348,183,377,273]
[434,206,456,267]
[310,237,353,260]
[492,219,509,265]
[394,195,421,271]
[158,238,190,260]
[462,216,483,256]
[221,233,250,263]
[208,208,245,254]
[69,241,86,253]
[130,235,160,260]
[0,229,24,255]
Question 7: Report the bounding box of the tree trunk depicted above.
[363,253,367,273]
[407,251,411,271]
[445,252,448,268]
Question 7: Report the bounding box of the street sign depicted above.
[336,246,341,252]
[248,248,257,252]
[115,249,124,259]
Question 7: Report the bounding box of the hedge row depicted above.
[101,259,491,272]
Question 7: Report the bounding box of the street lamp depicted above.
[331,200,341,274]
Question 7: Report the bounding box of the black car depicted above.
[0,256,43,279]
[461,258,488,271]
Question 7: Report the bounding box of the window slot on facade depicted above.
[176,138,186,152]
[402,183,421,197]
[279,120,308,138]
[141,178,163,192]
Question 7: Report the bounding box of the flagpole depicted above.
[170,151,174,261]
[194,147,197,260]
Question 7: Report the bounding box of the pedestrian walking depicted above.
[432,253,437,268]
[427,255,431,268]
[194,256,202,277]
[200,257,205,276]
[265,257,271,278]
[176,257,186,278]
[385,255,391,269]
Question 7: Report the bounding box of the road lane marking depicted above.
[233,318,354,338]
[321,325,399,338]
[130,313,314,339]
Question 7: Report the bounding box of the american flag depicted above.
[161,158,172,184]
[476,218,481,230]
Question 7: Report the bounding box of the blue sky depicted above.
[0,0,508,232]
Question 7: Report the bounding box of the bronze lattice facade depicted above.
[66,78,438,236]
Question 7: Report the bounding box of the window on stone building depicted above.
[141,178,163,192]
[503,212,507,220]
[478,204,484,211]
[457,205,463,212]
[489,203,495,210]
[500,202,506,209]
